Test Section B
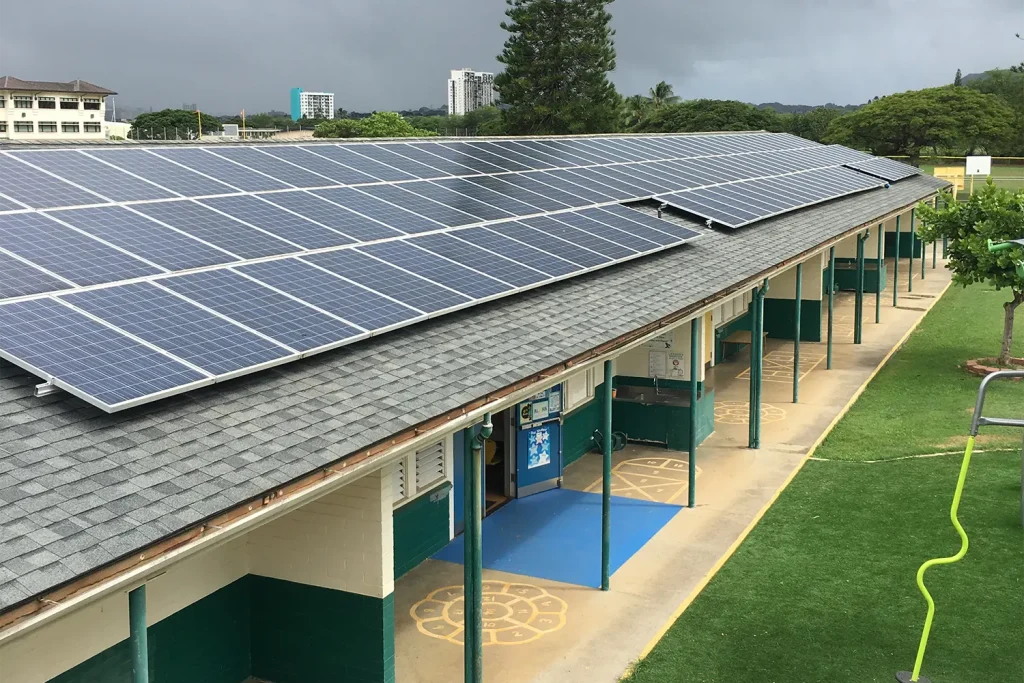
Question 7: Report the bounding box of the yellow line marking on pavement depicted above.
[625,279,952,677]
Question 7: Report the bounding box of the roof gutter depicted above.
[0,191,938,643]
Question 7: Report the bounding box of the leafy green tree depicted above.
[917,184,1024,365]
[313,112,436,138]
[313,119,363,138]
[623,94,653,129]
[495,0,621,134]
[825,86,1016,163]
[954,68,963,86]
[634,99,783,133]
[130,109,222,139]
[787,106,845,143]
[967,67,1024,155]
[649,81,680,107]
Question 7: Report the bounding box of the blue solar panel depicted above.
[441,142,529,172]
[0,196,27,212]
[462,175,570,212]
[132,200,297,259]
[86,149,239,196]
[548,212,658,253]
[0,251,70,299]
[404,182,513,222]
[52,205,238,271]
[314,187,443,235]
[261,146,379,185]
[410,233,549,288]
[537,170,622,202]
[570,166,660,196]
[490,221,610,269]
[502,141,590,168]
[522,215,636,259]
[0,298,209,408]
[494,173,593,208]
[466,142,551,171]
[199,195,354,249]
[305,249,471,313]
[305,145,415,182]
[432,178,544,216]
[537,139,622,164]
[0,153,106,209]
[453,227,582,278]
[359,240,512,299]
[407,143,504,174]
[9,150,177,202]
[344,144,447,179]
[844,157,919,182]
[151,148,291,192]
[0,212,160,285]
[239,259,420,331]
[587,205,701,244]
[207,147,335,188]
[160,269,363,351]
[62,282,292,375]
[262,191,404,242]
[384,144,480,176]
[359,183,478,228]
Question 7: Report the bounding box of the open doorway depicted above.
[484,407,513,515]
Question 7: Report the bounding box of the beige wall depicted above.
[767,255,824,301]
[614,319,706,382]
[0,90,108,141]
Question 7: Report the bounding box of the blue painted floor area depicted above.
[432,488,681,587]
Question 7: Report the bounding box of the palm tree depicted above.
[649,81,680,107]
[624,94,653,129]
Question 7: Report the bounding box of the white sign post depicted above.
[965,155,992,195]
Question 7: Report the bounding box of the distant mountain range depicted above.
[755,102,862,114]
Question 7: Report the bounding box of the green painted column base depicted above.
[763,298,823,342]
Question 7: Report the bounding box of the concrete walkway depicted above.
[394,256,951,683]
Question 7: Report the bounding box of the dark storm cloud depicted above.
[1,0,1020,113]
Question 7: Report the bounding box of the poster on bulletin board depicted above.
[667,352,686,378]
[648,350,667,378]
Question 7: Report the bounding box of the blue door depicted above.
[516,419,562,497]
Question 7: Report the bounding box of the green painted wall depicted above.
[884,230,923,258]
[394,482,451,579]
[562,381,606,467]
[251,576,395,683]
[48,578,251,683]
[612,380,714,450]
[762,298,823,342]
[832,258,888,294]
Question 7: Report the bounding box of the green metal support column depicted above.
[749,280,768,449]
[933,240,937,269]
[908,209,916,293]
[129,585,149,683]
[854,230,868,345]
[827,247,835,370]
[465,414,491,683]
[688,321,699,507]
[876,222,883,324]
[793,263,802,403]
[601,360,612,590]
[893,214,901,307]
[748,287,758,447]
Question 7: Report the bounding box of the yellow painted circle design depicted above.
[411,581,568,646]
[714,401,786,425]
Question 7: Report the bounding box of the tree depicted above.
[649,81,680,107]
[787,106,844,143]
[954,68,963,86]
[312,112,437,138]
[494,0,621,135]
[917,184,1024,365]
[825,86,1016,164]
[634,99,784,133]
[623,94,653,129]
[967,66,1024,155]
[313,119,363,138]
[130,109,222,139]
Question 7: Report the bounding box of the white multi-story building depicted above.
[0,77,116,140]
[447,68,496,116]
[290,88,335,121]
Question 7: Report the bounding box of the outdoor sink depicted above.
[614,385,691,407]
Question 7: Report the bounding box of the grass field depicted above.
[919,163,1024,192]
[625,283,1024,683]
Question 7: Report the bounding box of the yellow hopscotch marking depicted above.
[737,348,827,383]
[583,457,700,504]
[625,278,952,676]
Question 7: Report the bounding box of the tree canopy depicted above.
[130,109,222,139]
[405,107,506,136]
[954,68,963,86]
[494,0,621,135]
[917,184,1024,364]
[967,67,1024,155]
[824,86,1016,163]
[634,99,783,134]
[313,111,436,138]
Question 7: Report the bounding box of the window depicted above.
[38,122,57,133]
[393,439,450,507]
[13,122,33,132]
[60,98,79,110]
[0,123,6,132]
[564,367,597,412]
[62,122,80,133]
[83,98,101,110]
[38,97,55,109]
[13,96,32,109]
[0,97,5,108]
[83,122,101,133]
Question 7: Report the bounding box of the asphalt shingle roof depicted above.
[0,174,946,614]
[0,77,116,95]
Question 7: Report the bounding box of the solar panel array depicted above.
[0,133,918,411]
[843,156,920,182]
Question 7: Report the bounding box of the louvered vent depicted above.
[415,441,446,490]
[392,458,407,503]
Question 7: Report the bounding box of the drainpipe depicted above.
[893,214,901,307]
[876,222,884,324]
[827,247,835,370]
[908,208,916,293]
[601,360,612,591]
[129,585,149,683]
[793,263,802,404]
[465,413,491,683]
[855,230,869,345]
[749,280,768,449]
[688,321,699,508]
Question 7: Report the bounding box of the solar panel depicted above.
[62,282,293,375]
[844,157,920,182]
[0,133,906,411]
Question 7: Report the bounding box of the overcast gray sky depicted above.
[1,0,1021,114]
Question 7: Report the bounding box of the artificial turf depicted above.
[625,283,1024,683]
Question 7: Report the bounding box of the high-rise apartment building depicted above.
[289,88,335,121]
[446,69,496,116]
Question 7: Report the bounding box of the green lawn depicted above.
[919,164,1024,192]
[625,284,1024,683]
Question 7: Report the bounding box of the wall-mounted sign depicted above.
[648,350,668,378]
[668,352,686,378]
[645,331,674,349]
[966,155,992,176]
